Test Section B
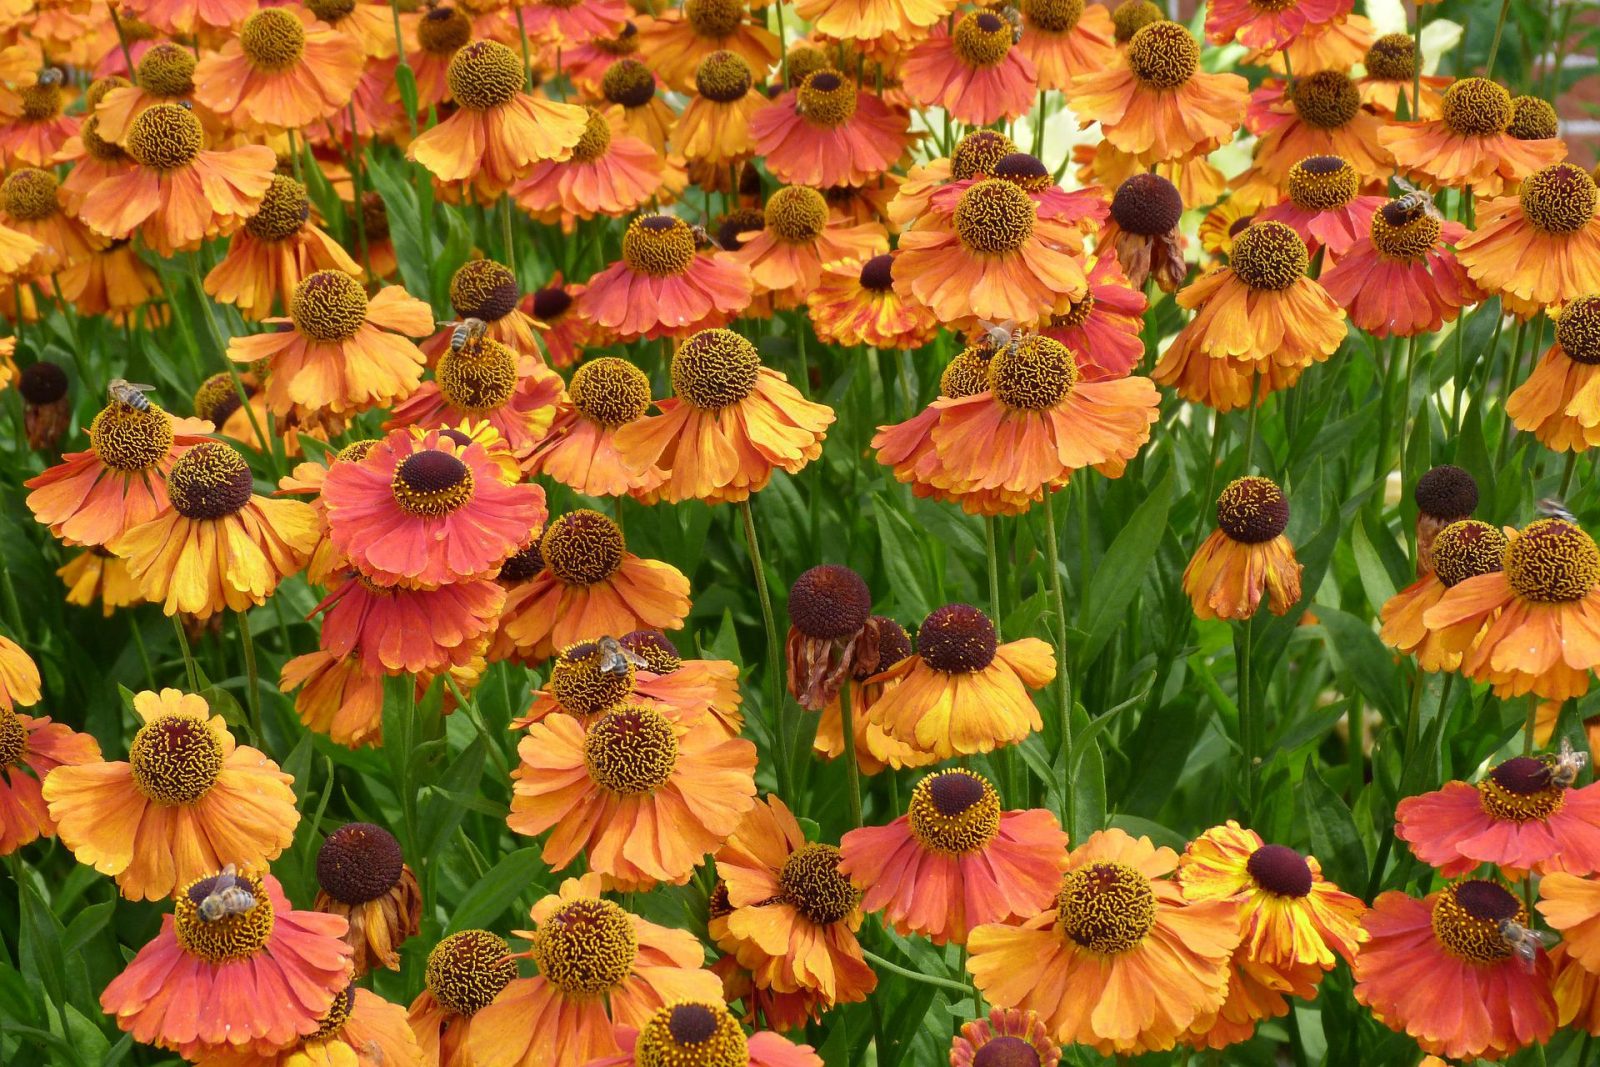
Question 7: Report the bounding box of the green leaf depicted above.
[1078,470,1172,667]
[447,848,548,934]
[1314,606,1402,724]
[1302,759,1368,891]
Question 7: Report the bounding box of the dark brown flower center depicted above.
[1216,476,1290,543]
[918,604,998,673]
[317,822,405,904]
[1246,844,1313,897]
[391,449,475,517]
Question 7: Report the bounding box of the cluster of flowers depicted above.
[0,0,1594,1060]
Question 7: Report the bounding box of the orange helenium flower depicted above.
[77,102,276,256]
[1320,196,1481,338]
[901,13,1038,127]
[715,795,878,1012]
[1380,519,1507,672]
[868,603,1054,757]
[751,69,912,189]
[839,769,1069,945]
[1355,882,1556,1060]
[524,356,666,497]
[43,688,299,901]
[614,328,833,504]
[586,1000,823,1067]
[321,428,548,589]
[194,8,365,130]
[386,337,564,464]
[967,828,1241,1054]
[466,873,725,1067]
[408,39,588,194]
[507,703,758,889]
[1423,518,1600,701]
[732,185,888,308]
[1458,163,1600,316]
[99,870,352,1058]
[1508,296,1600,451]
[579,214,754,340]
[311,822,423,978]
[806,253,939,350]
[1183,477,1305,621]
[1380,76,1567,197]
[204,175,361,321]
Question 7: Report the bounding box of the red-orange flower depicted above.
[902,13,1038,126]
[195,8,365,130]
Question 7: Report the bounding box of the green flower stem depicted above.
[172,614,199,692]
[838,681,863,829]
[739,498,793,802]
[237,609,264,747]
[862,950,973,995]
[1041,489,1074,834]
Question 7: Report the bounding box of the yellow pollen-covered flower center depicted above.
[306,987,355,1042]
[797,70,857,127]
[550,640,636,714]
[244,175,310,241]
[623,215,699,276]
[20,83,61,121]
[0,168,59,221]
[391,449,476,517]
[1229,221,1308,291]
[1430,519,1507,587]
[570,107,613,163]
[448,40,525,110]
[685,0,743,37]
[952,11,1014,68]
[634,1002,749,1067]
[449,259,519,321]
[1023,0,1085,33]
[942,346,995,397]
[168,441,254,520]
[990,335,1078,410]
[954,178,1036,255]
[426,930,517,1016]
[1558,295,1600,366]
[1365,33,1416,82]
[531,897,639,996]
[1479,756,1564,822]
[1509,95,1559,140]
[82,118,128,163]
[780,843,860,924]
[0,708,26,767]
[437,339,519,412]
[130,713,224,804]
[418,5,473,55]
[695,50,752,101]
[1371,200,1442,260]
[174,869,274,962]
[765,185,829,243]
[1245,844,1314,897]
[1432,880,1524,963]
[570,356,651,426]
[1052,293,1096,328]
[292,270,368,341]
[908,770,1002,853]
[1290,70,1361,130]
[1127,21,1199,89]
[1520,163,1599,235]
[85,74,129,110]
[1504,518,1600,602]
[1112,0,1163,41]
[90,400,173,471]
[239,9,307,72]
[1056,861,1157,954]
[785,44,830,88]
[1216,476,1290,543]
[951,131,1017,181]
[541,509,626,585]
[1442,76,1512,135]
[602,58,655,107]
[1287,155,1359,211]
[137,42,197,96]
[624,631,682,673]
[583,703,677,794]
[672,328,761,410]
[337,438,379,465]
[124,103,204,170]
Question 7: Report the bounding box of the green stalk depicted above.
[984,515,1003,635]
[838,682,862,828]
[1239,615,1256,815]
[1484,0,1514,79]
[1243,370,1262,474]
[739,498,792,801]
[237,609,264,746]
[1397,332,1420,481]
[1041,490,1074,833]
[862,951,972,995]
[172,614,199,692]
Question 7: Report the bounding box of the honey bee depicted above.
[196,864,257,922]
[595,635,649,676]
[1548,736,1589,789]
[977,319,1020,349]
[1389,176,1443,224]
[107,378,157,411]
[1536,497,1579,524]
[689,224,714,250]
[1497,919,1549,970]
[444,317,490,354]
[35,67,63,88]
[997,5,1024,43]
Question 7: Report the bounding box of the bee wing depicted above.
[1393,175,1423,197]
[213,864,237,892]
